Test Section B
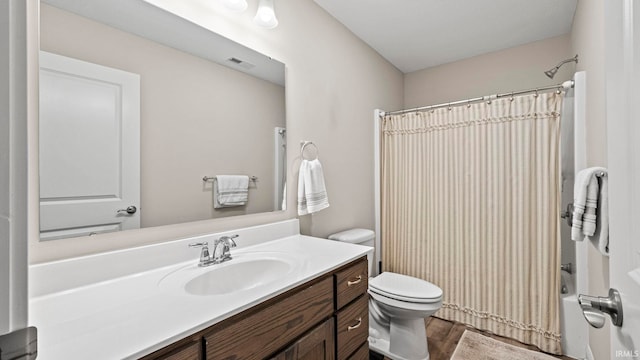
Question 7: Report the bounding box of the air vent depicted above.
[226,57,256,70]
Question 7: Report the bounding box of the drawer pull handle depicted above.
[347,275,362,286]
[348,317,362,331]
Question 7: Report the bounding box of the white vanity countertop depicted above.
[29,234,372,360]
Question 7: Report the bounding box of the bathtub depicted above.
[560,271,589,359]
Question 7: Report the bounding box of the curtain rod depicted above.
[381,80,574,116]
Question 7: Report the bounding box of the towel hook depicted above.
[300,141,319,160]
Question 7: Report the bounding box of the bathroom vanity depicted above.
[28,220,372,360]
[142,258,368,360]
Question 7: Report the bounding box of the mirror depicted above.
[38,0,286,241]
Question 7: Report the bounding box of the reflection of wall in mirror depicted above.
[40,4,286,228]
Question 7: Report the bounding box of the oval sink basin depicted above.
[159,252,301,296]
[185,258,291,296]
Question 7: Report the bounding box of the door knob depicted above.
[117,205,137,215]
[578,288,623,328]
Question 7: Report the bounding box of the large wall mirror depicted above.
[39,0,286,241]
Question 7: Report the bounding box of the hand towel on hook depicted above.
[297,159,329,215]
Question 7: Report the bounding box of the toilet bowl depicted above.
[328,229,443,360]
[368,272,442,360]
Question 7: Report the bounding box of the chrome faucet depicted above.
[188,234,239,267]
[213,235,238,263]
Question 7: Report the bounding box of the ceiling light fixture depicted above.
[222,0,248,13]
[254,0,278,29]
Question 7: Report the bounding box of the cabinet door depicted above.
[272,318,335,360]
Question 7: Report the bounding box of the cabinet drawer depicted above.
[142,339,202,360]
[336,295,368,360]
[158,342,201,360]
[346,342,369,360]
[335,258,368,309]
[205,276,334,360]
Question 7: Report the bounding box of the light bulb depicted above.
[254,0,278,29]
[222,0,248,12]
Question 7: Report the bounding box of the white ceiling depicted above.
[313,0,578,74]
[42,0,285,85]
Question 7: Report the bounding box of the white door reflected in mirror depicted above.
[39,51,141,240]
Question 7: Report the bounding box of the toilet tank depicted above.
[328,229,375,276]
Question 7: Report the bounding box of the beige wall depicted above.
[40,4,285,229]
[30,0,404,262]
[404,34,573,108]
[571,0,611,358]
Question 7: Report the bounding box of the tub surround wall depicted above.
[29,0,404,263]
[570,0,610,358]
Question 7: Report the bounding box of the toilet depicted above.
[329,229,443,360]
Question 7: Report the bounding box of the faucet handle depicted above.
[188,242,208,248]
[189,242,211,266]
[219,234,239,247]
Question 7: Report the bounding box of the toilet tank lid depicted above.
[328,228,375,244]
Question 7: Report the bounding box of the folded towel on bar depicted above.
[571,167,609,256]
[590,172,609,256]
[297,159,329,216]
[214,175,249,208]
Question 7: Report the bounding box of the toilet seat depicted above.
[369,289,443,313]
[369,272,443,303]
[369,287,442,304]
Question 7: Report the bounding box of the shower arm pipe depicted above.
[552,55,579,71]
[381,80,574,116]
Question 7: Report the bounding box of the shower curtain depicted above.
[381,92,562,354]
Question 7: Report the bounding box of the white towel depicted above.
[590,174,609,256]
[214,175,249,208]
[571,167,609,256]
[297,159,329,215]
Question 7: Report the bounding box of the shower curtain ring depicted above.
[534,89,539,97]
[509,92,514,101]
[467,100,471,108]
[447,103,452,111]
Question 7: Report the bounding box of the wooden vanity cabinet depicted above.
[204,276,334,359]
[270,318,335,360]
[141,335,203,360]
[139,257,368,360]
[333,259,369,360]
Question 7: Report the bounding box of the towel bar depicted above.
[202,175,258,182]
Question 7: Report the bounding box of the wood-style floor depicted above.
[370,317,574,360]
